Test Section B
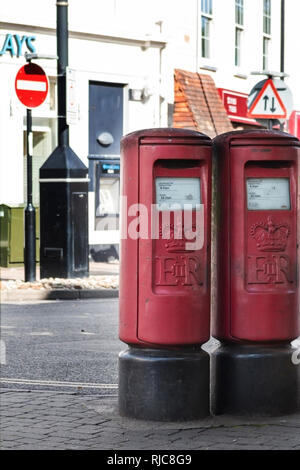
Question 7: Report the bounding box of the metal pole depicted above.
[280,0,285,131]
[281,0,285,79]
[24,108,36,282]
[57,0,69,146]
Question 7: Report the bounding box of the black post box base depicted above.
[211,342,300,417]
[118,346,210,421]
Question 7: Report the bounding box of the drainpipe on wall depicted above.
[155,20,166,127]
[196,0,199,72]
[280,0,285,131]
[280,0,285,80]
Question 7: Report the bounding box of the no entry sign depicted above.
[15,63,48,108]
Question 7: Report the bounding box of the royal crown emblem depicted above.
[250,216,290,252]
[160,222,197,253]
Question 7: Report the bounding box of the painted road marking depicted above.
[0,378,118,389]
[29,332,54,336]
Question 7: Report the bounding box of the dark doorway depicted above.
[89,81,124,157]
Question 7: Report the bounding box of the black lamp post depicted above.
[39,0,89,279]
[57,0,69,147]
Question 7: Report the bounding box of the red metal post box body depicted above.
[120,128,212,347]
[212,130,300,343]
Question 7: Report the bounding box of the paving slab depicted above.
[1,389,300,450]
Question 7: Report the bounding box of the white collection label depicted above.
[66,67,79,125]
[155,177,201,210]
[247,178,290,210]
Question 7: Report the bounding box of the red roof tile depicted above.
[173,69,233,138]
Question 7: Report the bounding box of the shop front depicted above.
[218,87,300,139]
[1,20,167,263]
[218,88,262,130]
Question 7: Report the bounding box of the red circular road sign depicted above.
[15,63,49,108]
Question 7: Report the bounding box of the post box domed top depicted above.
[121,127,212,150]
[213,129,300,147]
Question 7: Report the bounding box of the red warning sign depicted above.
[248,79,287,119]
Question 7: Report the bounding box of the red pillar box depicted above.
[211,130,300,416]
[118,128,212,421]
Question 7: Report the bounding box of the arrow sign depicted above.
[15,63,49,108]
[248,79,287,119]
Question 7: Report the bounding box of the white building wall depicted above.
[285,0,300,110]
[0,0,167,210]
[1,0,299,107]
[0,28,58,206]
[159,0,283,96]
[0,61,24,205]
[0,0,300,247]
[67,35,164,163]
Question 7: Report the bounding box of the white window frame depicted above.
[262,0,271,70]
[201,0,212,15]
[263,36,271,71]
[235,0,244,26]
[235,27,243,67]
[235,0,244,67]
[200,0,213,60]
[263,0,271,35]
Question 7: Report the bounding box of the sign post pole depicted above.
[24,107,36,282]
[15,61,49,282]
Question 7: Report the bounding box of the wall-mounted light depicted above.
[129,88,143,101]
[129,87,152,103]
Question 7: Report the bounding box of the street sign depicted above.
[66,67,79,125]
[248,79,287,119]
[15,63,48,108]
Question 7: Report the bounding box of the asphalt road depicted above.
[0,298,123,394]
[1,299,300,451]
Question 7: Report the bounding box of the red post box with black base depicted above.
[211,130,300,416]
[118,128,212,421]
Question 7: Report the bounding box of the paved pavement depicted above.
[0,261,119,281]
[1,298,300,451]
[0,261,119,301]
[1,389,300,450]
